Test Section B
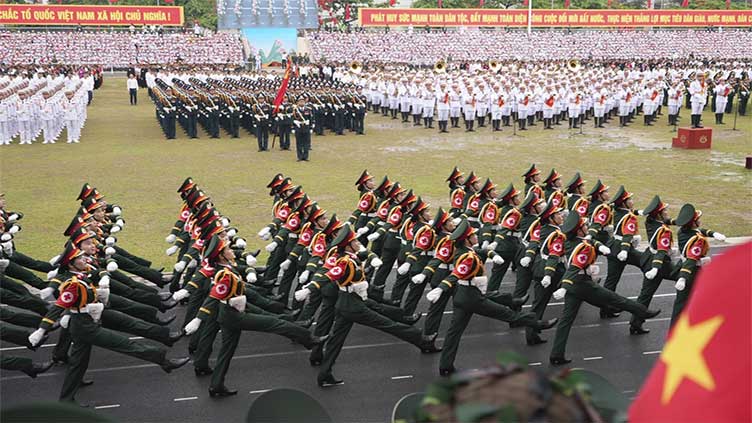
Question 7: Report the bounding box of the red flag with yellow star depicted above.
[629,242,751,423]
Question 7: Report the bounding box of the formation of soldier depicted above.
[0,66,101,145]
[0,167,728,400]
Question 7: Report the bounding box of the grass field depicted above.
[1,76,750,268]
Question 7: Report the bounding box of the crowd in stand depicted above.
[308,29,752,65]
[0,31,244,68]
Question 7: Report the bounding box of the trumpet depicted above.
[350,61,363,74]
[489,60,501,73]
[434,60,447,74]
[568,59,581,72]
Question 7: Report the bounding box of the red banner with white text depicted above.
[0,4,184,26]
[358,8,752,27]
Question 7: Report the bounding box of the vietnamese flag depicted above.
[564,0,570,8]
[273,62,292,114]
[438,0,443,7]
[629,242,751,423]
[725,0,730,8]
[345,3,351,20]
[681,0,689,7]
[523,0,529,6]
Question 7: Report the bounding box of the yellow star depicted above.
[660,313,724,405]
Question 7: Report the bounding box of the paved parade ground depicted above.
[0,243,733,422]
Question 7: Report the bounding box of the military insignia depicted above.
[576,252,589,266]
[60,291,75,306]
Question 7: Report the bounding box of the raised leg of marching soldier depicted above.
[422,268,453,337]
[9,251,55,273]
[108,294,171,326]
[629,260,677,333]
[108,276,168,310]
[512,248,534,300]
[600,248,643,317]
[60,315,173,403]
[101,309,179,346]
[247,286,287,314]
[0,322,38,349]
[670,277,694,326]
[113,254,165,287]
[113,246,152,268]
[111,270,159,294]
[4,261,48,290]
[364,299,418,324]
[524,270,563,345]
[0,287,48,316]
[309,283,338,366]
[1,356,53,378]
[1,307,42,328]
[403,276,429,316]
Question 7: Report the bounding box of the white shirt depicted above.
[127,79,138,89]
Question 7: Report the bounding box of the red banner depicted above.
[358,8,752,27]
[0,4,184,26]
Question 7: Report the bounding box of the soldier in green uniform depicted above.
[435,220,558,376]
[483,184,524,293]
[28,245,189,405]
[511,193,545,301]
[522,164,545,200]
[1,356,53,379]
[549,213,660,365]
[183,236,326,397]
[542,169,567,210]
[446,167,466,218]
[316,225,440,388]
[564,172,590,218]
[460,175,485,229]
[670,204,725,325]
[629,196,678,335]
[389,198,431,311]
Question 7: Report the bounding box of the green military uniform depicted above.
[512,192,544,300]
[549,213,659,365]
[485,184,523,293]
[388,198,430,308]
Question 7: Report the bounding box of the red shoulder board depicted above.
[686,236,708,260]
[573,198,590,217]
[325,257,347,282]
[198,265,216,279]
[414,226,435,251]
[387,206,403,226]
[480,203,499,225]
[450,189,465,208]
[276,205,291,221]
[571,243,595,269]
[298,224,314,246]
[452,255,476,279]
[592,204,612,225]
[547,232,565,257]
[529,221,542,242]
[549,191,565,208]
[56,281,81,308]
[501,208,522,230]
[435,237,455,262]
[283,212,302,231]
[310,234,328,257]
[377,201,390,220]
[209,269,236,300]
[621,214,639,236]
[357,192,376,213]
[656,226,673,252]
[466,194,481,213]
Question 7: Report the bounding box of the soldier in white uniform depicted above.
[516,84,530,130]
[713,77,731,125]
[474,82,488,128]
[688,73,708,128]
[449,84,462,128]
[667,79,683,126]
[410,79,423,126]
[436,82,450,133]
[462,87,476,132]
[398,79,411,123]
[421,81,435,128]
[489,84,504,131]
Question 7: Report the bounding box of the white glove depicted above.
[228,295,246,312]
[645,268,658,280]
[116,219,125,228]
[28,328,46,347]
[246,272,257,283]
[481,241,489,251]
[104,246,116,256]
[351,281,369,301]
[110,225,121,234]
[553,287,566,300]
[8,225,20,234]
[46,269,58,280]
[299,270,309,283]
[187,259,197,269]
[265,241,278,252]
[280,259,292,270]
[598,245,611,255]
[7,213,19,222]
[48,254,61,266]
[220,217,230,228]
[471,276,488,294]
[112,206,122,216]
[245,254,257,266]
[165,234,177,244]
[96,287,110,304]
[261,233,272,241]
[2,241,13,256]
[226,229,237,238]
[397,262,410,275]
[98,275,110,289]
[675,278,686,291]
[106,261,118,272]
[86,303,104,322]
[184,317,202,335]
[712,232,726,241]
[234,238,246,249]
[356,227,369,237]
[105,236,116,247]
[258,227,271,239]
[39,287,55,301]
[0,233,11,242]
[520,256,531,267]
[426,287,443,303]
[486,241,498,251]
[0,258,9,272]
[166,245,179,256]
[370,257,383,268]
[617,250,628,262]
[174,261,186,272]
[367,232,381,242]
[541,275,551,288]
[492,255,505,265]
[604,225,614,234]
[60,315,70,329]
[700,256,711,266]
[632,235,642,246]
[412,274,426,284]
[586,265,600,277]
[172,289,190,301]
[452,218,462,225]
[295,288,311,302]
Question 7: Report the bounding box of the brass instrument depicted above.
[568,59,581,72]
[350,61,363,74]
[434,60,447,74]
[489,60,501,73]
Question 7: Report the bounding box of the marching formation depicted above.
[0,167,728,400]
[0,66,101,145]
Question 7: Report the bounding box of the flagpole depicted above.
[527,0,532,35]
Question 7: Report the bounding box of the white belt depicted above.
[457,279,470,286]
[438,263,454,270]
[614,234,623,240]
[388,229,398,233]
[365,212,377,217]
[509,231,521,237]
[401,240,408,245]
[420,251,434,256]
[338,284,364,293]
[289,234,298,239]
[68,308,89,314]
[541,253,566,263]
[467,217,479,222]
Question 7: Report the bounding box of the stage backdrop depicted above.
[0,4,183,26]
[243,27,297,66]
[358,8,752,27]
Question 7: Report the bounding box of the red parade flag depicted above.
[273,62,292,114]
[438,0,443,7]
[523,0,529,6]
[479,0,485,6]
[681,0,689,7]
[629,242,752,423]
[565,0,570,8]
[647,0,652,8]
[345,3,351,20]
[389,0,396,5]
[164,0,175,3]
[725,0,730,8]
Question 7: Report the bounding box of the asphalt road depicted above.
[0,244,732,422]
